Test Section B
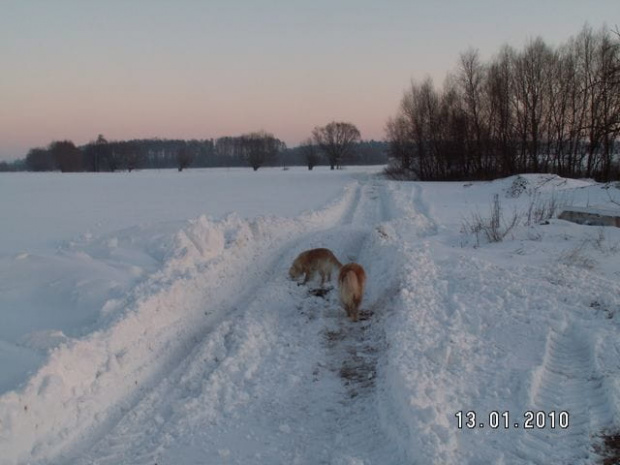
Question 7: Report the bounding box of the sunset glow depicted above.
[1,0,617,160]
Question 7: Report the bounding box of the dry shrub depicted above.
[462,194,520,243]
[558,240,597,269]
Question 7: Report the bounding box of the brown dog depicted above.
[338,263,366,322]
[289,248,343,286]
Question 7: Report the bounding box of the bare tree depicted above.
[545,44,573,176]
[176,144,194,171]
[312,121,361,170]
[386,24,620,182]
[513,38,554,172]
[121,141,142,172]
[240,131,285,171]
[83,134,111,172]
[596,27,620,180]
[103,142,124,172]
[487,46,516,175]
[93,134,108,172]
[385,114,415,174]
[50,140,82,172]
[440,76,469,178]
[459,48,489,175]
[299,138,321,170]
[26,147,54,171]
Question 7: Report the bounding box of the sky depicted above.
[0,0,618,161]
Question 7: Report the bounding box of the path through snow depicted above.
[57,175,410,465]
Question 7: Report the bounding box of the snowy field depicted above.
[1,166,620,464]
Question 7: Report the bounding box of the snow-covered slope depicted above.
[1,168,620,464]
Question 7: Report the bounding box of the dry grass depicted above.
[524,191,565,226]
[462,190,569,246]
[558,240,597,269]
[462,194,520,244]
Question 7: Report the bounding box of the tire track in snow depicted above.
[318,286,400,465]
[410,182,439,236]
[341,181,364,225]
[376,181,438,242]
[347,180,382,226]
[309,177,411,464]
[512,323,616,464]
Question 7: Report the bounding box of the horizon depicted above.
[1,0,618,161]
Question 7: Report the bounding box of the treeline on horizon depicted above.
[1,132,388,173]
[2,24,618,181]
[386,24,620,182]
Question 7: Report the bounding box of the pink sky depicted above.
[1,0,617,160]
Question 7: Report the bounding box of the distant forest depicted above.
[0,135,388,173]
[386,25,620,182]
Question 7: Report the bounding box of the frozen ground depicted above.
[1,167,620,464]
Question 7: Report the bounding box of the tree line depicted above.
[387,25,620,181]
[14,122,387,173]
[23,133,286,173]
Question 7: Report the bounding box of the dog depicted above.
[338,263,366,322]
[289,248,342,286]
[338,263,366,321]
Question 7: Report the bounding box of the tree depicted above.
[26,147,55,171]
[176,144,194,171]
[458,48,489,176]
[50,140,82,172]
[511,38,554,173]
[239,131,285,171]
[93,134,109,172]
[83,134,111,172]
[312,121,361,170]
[119,141,142,172]
[105,142,125,172]
[299,138,321,170]
[593,27,620,180]
[386,23,620,182]
[487,46,517,176]
[386,114,416,174]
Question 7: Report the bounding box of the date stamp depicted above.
[455,410,570,430]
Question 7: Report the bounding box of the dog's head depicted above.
[289,263,303,280]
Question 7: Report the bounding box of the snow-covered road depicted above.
[65,177,407,465]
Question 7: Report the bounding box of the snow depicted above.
[1,167,620,464]
[0,168,350,392]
